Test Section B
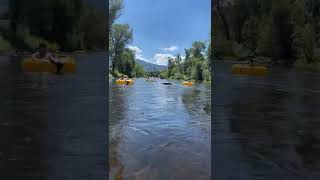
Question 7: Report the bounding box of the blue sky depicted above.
[115,0,211,65]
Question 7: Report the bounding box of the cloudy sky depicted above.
[116,0,211,65]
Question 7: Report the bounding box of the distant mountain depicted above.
[135,59,167,72]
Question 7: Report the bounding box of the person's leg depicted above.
[50,60,64,74]
[56,62,64,74]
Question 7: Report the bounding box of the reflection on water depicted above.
[213,62,320,180]
[0,53,107,180]
[109,79,211,180]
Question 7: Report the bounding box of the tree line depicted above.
[161,40,211,82]
[1,0,107,52]
[109,0,145,78]
[213,0,320,70]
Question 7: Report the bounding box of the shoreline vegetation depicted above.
[109,0,211,82]
[0,0,107,54]
[159,41,211,82]
[0,49,106,54]
[216,57,320,72]
[0,49,106,55]
[213,0,320,72]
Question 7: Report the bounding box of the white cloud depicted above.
[152,53,174,66]
[128,45,142,54]
[160,46,179,52]
[128,45,148,62]
[127,45,178,66]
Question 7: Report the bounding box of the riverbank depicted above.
[0,49,106,58]
[168,78,211,84]
[293,59,320,72]
[215,56,273,65]
[215,57,320,72]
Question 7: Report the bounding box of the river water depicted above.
[213,62,320,180]
[109,79,211,180]
[0,53,108,180]
[2,54,318,180]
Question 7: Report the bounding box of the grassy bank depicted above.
[215,56,320,72]
[0,36,13,52]
[294,59,320,72]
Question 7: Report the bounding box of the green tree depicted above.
[109,0,123,27]
[271,0,294,62]
[110,24,133,73]
[193,60,204,81]
[119,48,135,77]
[175,53,183,75]
[163,40,211,81]
[79,6,107,50]
[133,63,145,77]
[167,57,174,78]
[293,24,317,63]
[214,0,231,40]
[191,41,206,59]
[7,0,106,51]
[207,39,212,69]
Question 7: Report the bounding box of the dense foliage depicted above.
[0,36,12,51]
[213,0,320,70]
[3,0,107,51]
[163,40,211,82]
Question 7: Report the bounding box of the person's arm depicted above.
[48,53,58,63]
[31,52,40,61]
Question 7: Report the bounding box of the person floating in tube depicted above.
[124,75,130,85]
[248,51,256,66]
[32,43,64,74]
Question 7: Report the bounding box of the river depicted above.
[109,78,211,180]
[213,61,320,180]
[0,53,108,180]
[2,55,318,180]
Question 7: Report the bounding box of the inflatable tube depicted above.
[232,64,267,76]
[116,79,134,85]
[21,56,76,74]
[182,81,194,86]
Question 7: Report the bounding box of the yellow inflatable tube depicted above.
[21,56,76,74]
[182,81,194,86]
[232,64,267,76]
[116,79,134,85]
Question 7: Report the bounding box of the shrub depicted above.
[16,25,60,51]
[0,36,12,51]
[294,58,320,72]
[232,42,250,59]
